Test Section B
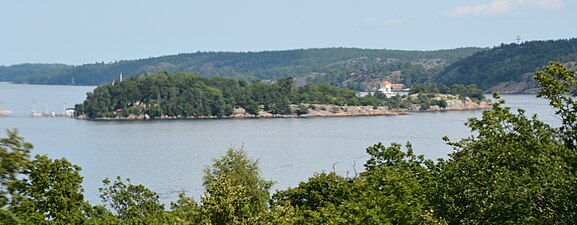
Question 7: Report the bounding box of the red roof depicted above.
[382,81,405,87]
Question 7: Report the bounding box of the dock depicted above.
[30,108,75,118]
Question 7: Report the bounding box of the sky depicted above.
[0,0,576,66]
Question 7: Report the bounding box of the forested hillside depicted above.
[437,38,577,92]
[0,64,70,82]
[5,38,577,93]
[3,48,482,89]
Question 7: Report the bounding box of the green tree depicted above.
[534,62,577,150]
[0,130,32,207]
[15,156,87,224]
[272,172,353,212]
[432,93,577,224]
[168,193,201,225]
[295,104,309,116]
[200,148,273,224]
[146,103,164,118]
[99,176,166,224]
[271,143,441,224]
[1,130,91,224]
[0,130,32,224]
[343,142,438,224]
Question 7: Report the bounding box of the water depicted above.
[0,82,560,205]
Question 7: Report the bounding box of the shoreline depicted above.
[80,102,492,121]
[88,111,407,121]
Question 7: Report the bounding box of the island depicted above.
[74,72,490,120]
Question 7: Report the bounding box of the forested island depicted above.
[74,72,488,120]
[1,62,576,224]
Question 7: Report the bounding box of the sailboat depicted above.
[30,101,42,117]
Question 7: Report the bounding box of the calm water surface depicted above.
[0,83,559,205]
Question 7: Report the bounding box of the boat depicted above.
[31,101,43,117]
[65,108,75,117]
[0,109,11,117]
[30,111,42,117]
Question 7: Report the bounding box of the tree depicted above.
[432,93,577,224]
[1,130,90,224]
[534,62,577,150]
[0,130,32,208]
[200,148,273,224]
[271,143,441,224]
[0,130,33,224]
[99,176,166,224]
[351,142,438,224]
[146,103,164,118]
[168,193,202,225]
[272,172,353,212]
[14,156,88,224]
[295,104,309,116]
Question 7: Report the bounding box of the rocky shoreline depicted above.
[82,99,492,121]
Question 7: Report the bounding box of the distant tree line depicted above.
[0,64,69,82]
[6,39,577,93]
[4,47,482,88]
[1,63,576,224]
[437,38,577,89]
[410,83,485,101]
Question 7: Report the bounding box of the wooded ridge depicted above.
[1,47,483,89]
[3,38,577,93]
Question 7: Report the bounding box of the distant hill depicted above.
[1,48,483,89]
[436,38,577,93]
[0,63,70,82]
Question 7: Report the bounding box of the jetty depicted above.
[30,108,75,118]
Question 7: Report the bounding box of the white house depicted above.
[378,81,407,98]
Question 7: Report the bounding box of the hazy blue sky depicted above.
[1,0,575,65]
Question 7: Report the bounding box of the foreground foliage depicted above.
[2,62,577,224]
[434,93,577,223]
